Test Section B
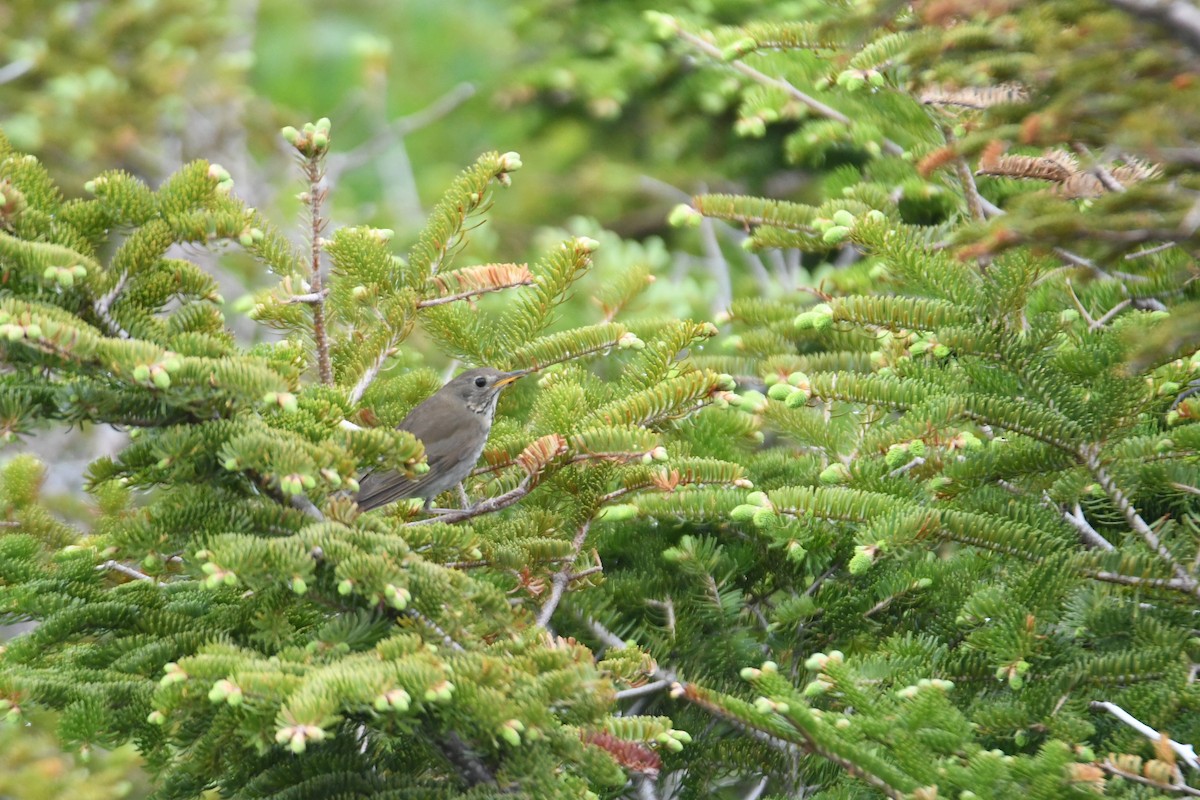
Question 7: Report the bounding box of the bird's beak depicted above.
[494,369,529,388]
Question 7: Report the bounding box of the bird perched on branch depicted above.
[356,366,528,511]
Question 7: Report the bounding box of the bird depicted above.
[355,366,528,511]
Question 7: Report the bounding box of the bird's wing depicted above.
[355,467,419,511]
[356,405,486,510]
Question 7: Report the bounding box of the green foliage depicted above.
[0,122,750,798]
[515,1,1200,798]
[5,1,1200,799]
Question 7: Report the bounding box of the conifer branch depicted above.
[956,156,987,221]
[406,608,465,652]
[536,519,593,629]
[1084,570,1197,591]
[668,22,904,156]
[1081,445,1199,596]
[1099,761,1200,797]
[584,614,804,758]
[677,682,809,758]
[433,731,498,789]
[1091,701,1200,770]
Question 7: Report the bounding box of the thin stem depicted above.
[1126,241,1177,260]
[405,608,466,652]
[326,83,476,184]
[1072,142,1126,193]
[615,679,673,700]
[1099,761,1200,797]
[348,336,398,405]
[416,277,533,308]
[1063,502,1115,551]
[1084,570,1196,592]
[287,290,328,304]
[304,157,333,385]
[955,156,987,221]
[1092,299,1131,330]
[96,560,155,582]
[671,23,903,156]
[402,480,532,527]
[94,272,131,338]
[536,520,593,628]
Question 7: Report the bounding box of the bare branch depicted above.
[1063,503,1115,550]
[0,59,33,85]
[536,520,593,629]
[615,679,673,701]
[406,608,466,652]
[402,481,531,527]
[94,272,131,339]
[1084,570,1198,591]
[97,560,155,582]
[1092,299,1132,329]
[1126,241,1178,260]
[1091,701,1200,770]
[1099,761,1200,797]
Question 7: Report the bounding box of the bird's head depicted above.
[448,367,529,415]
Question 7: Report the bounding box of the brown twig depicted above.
[1099,761,1200,796]
[416,278,534,308]
[303,155,333,385]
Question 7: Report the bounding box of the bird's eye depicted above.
[474,376,487,388]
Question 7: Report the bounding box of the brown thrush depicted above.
[356,367,527,510]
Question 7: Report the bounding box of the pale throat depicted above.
[465,391,500,417]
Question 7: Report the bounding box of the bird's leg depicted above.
[456,483,471,510]
[424,496,458,515]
